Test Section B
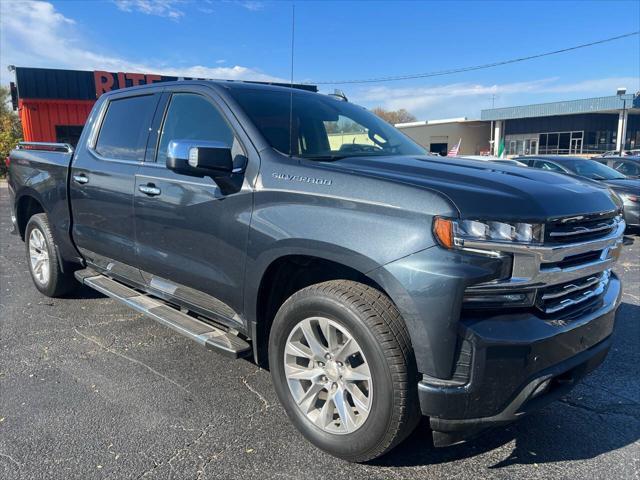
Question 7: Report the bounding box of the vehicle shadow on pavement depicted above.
[62,283,105,300]
[374,302,640,469]
[387,411,637,469]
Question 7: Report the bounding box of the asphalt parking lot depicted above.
[0,181,638,480]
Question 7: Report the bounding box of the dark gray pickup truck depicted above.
[8,80,626,462]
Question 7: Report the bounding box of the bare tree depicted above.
[371,107,417,125]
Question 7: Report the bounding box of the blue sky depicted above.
[1,0,639,119]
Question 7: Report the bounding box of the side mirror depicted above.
[166,140,233,177]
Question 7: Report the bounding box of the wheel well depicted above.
[254,255,386,368]
[16,196,45,239]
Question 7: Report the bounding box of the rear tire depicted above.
[268,280,420,462]
[25,214,76,297]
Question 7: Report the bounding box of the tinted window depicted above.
[561,159,627,180]
[614,160,640,176]
[55,125,84,147]
[157,93,234,164]
[547,134,559,152]
[534,160,565,172]
[95,95,157,161]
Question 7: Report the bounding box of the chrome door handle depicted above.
[139,184,161,196]
[73,174,89,184]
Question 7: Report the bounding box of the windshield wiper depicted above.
[300,155,349,161]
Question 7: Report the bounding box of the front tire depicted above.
[25,214,76,297]
[268,280,420,462]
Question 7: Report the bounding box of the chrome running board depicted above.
[74,269,251,358]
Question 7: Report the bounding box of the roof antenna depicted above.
[288,3,295,158]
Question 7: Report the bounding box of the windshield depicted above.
[562,159,627,180]
[228,88,426,159]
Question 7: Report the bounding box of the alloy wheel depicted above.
[29,228,50,285]
[284,317,373,434]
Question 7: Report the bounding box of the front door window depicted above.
[157,93,235,165]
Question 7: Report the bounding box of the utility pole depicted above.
[621,96,627,153]
[617,87,627,154]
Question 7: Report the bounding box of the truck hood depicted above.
[325,155,620,221]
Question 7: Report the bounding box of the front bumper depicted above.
[420,272,621,446]
[368,213,625,448]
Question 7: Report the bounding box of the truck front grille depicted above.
[462,212,624,317]
[545,212,619,244]
[536,270,611,315]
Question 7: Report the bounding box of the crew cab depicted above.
[8,80,625,462]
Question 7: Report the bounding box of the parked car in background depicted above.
[518,155,639,228]
[594,149,640,158]
[461,155,527,167]
[595,156,640,179]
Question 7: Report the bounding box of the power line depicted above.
[309,31,639,85]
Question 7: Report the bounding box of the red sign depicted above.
[93,71,165,97]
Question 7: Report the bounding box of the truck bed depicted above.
[9,143,82,266]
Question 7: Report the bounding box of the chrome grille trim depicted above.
[548,220,616,238]
[540,274,602,300]
[540,271,611,314]
[545,212,620,244]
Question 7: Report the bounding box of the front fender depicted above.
[243,238,383,324]
[242,172,452,322]
[368,246,504,378]
[243,153,461,357]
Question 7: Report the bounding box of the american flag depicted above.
[447,139,461,156]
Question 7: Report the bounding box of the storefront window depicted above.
[505,135,539,155]
[502,113,635,155]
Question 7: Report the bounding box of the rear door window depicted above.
[95,94,158,161]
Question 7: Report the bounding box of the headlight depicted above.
[433,217,544,249]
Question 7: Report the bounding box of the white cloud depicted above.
[113,0,185,20]
[351,76,640,120]
[0,1,284,87]
[237,1,264,11]
[199,0,265,15]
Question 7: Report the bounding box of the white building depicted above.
[395,117,491,156]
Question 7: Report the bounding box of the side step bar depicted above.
[75,269,251,358]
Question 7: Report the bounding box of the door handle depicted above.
[73,174,89,184]
[139,184,161,196]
